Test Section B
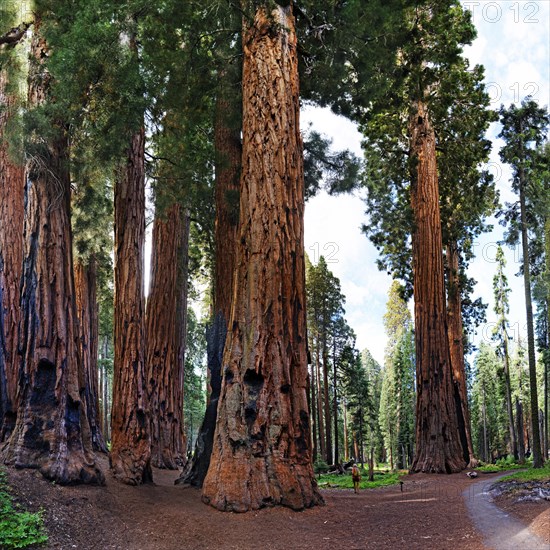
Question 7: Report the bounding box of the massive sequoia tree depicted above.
[348,1,487,472]
[1,21,103,485]
[0,68,25,441]
[408,101,465,473]
[202,2,322,511]
[146,203,188,469]
[110,126,152,484]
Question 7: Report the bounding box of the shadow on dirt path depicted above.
[464,472,548,550]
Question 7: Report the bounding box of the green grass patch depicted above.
[0,469,48,549]
[318,469,404,490]
[498,462,550,483]
[476,455,529,473]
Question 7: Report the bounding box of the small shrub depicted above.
[498,462,550,483]
[313,459,330,474]
[477,457,526,473]
[0,469,48,549]
[318,470,403,490]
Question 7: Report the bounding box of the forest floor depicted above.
[5,456,549,550]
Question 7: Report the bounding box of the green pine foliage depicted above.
[360,2,496,308]
[471,343,508,462]
[183,309,207,456]
[379,281,415,470]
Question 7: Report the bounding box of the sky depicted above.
[302,0,550,365]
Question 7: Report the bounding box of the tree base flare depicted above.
[202,456,324,512]
[110,450,153,486]
[3,446,105,486]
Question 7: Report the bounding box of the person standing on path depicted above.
[351,464,361,494]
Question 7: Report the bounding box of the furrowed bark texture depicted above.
[74,258,107,452]
[110,127,152,485]
[146,203,187,469]
[446,242,476,467]
[409,101,466,474]
[1,28,103,485]
[177,63,241,487]
[202,4,323,512]
[0,70,25,440]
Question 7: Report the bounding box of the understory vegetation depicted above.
[0,470,47,550]
[318,470,404,490]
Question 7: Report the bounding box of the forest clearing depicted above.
[3,459,549,549]
[1,0,549,549]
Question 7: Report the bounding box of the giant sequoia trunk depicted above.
[0,70,25,441]
[146,203,188,469]
[202,4,322,512]
[409,101,466,474]
[110,127,152,485]
[1,28,103,485]
[176,63,241,487]
[74,258,107,452]
[446,242,477,467]
[518,163,543,468]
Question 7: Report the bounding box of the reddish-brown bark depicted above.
[202,4,322,512]
[110,127,152,485]
[213,76,241,325]
[146,203,188,469]
[0,70,25,440]
[1,27,103,485]
[177,63,241,487]
[409,101,466,474]
[74,258,107,452]
[446,242,477,467]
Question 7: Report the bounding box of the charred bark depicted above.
[110,127,152,485]
[146,203,188,469]
[409,101,466,474]
[0,70,25,441]
[74,258,107,452]
[177,57,241,487]
[202,4,322,511]
[1,27,103,485]
[445,242,477,467]
[176,312,226,486]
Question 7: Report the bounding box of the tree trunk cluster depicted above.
[1,26,104,485]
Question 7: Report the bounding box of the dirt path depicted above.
[464,473,549,550]
[5,461,547,550]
